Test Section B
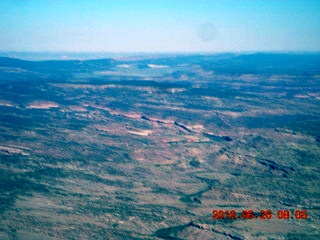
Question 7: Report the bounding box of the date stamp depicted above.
[212,209,308,220]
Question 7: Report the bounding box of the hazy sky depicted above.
[1,0,319,52]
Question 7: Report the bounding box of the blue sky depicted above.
[0,0,319,52]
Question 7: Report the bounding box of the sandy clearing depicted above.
[52,83,117,89]
[0,100,14,107]
[294,94,309,98]
[128,130,154,136]
[69,106,87,112]
[147,64,168,69]
[166,88,186,93]
[220,111,242,118]
[220,108,289,118]
[187,124,205,132]
[27,101,59,109]
[217,154,229,162]
[0,145,29,156]
[117,64,131,68]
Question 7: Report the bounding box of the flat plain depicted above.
[0,53,319,239]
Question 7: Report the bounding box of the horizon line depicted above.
[1,50,320,61]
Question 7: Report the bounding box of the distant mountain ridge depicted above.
[0,53,320,75]
[0,57,115,72]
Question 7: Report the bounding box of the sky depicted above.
[0,0,319,53]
